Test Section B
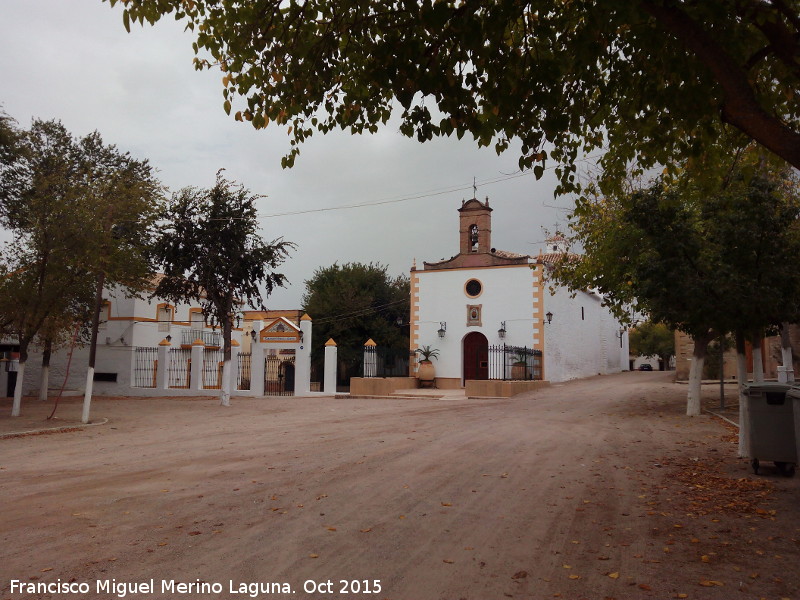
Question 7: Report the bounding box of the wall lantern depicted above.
[298,329,304,342]
[545,311,553,325]
[250,329,257,341]
[437,322,447,338]
[498,321,507,339]
[165,334,172,343]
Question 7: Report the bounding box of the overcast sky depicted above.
[0,0,575,309]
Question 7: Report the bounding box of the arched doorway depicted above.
[463,331,489,383]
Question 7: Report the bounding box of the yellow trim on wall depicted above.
[409,270,420,374]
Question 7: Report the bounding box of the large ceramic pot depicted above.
[417,360,436,385]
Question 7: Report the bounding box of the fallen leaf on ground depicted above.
[638,584,652,591]
[512,571,528,579]
[699,580,724,587]
[568,574,580,580]
[607,572,619,579]
[443,559,454,564]
[441,502,452,507]
[308,554,319,558]
[360,528,372,533]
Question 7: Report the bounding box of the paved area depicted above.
[1,372,797,600]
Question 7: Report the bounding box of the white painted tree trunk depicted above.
[11,361,26,417]
[39,366,50,402]
[82,367,94,424]
[736,350,750,458]
[752,345,764,383]
[220,359,231,407]
[780,323,794,382]
[781,346,794,367]
[686,339,706,417]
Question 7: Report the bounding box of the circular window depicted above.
[465,279,482,298]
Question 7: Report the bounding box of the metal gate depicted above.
[237,352,252,391]
[202,349,224,389]
[168,348,191,388]
[264,354,295,396]
[133,347,158,388]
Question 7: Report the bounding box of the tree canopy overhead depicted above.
[110,0,800,192]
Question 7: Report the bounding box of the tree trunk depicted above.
[82,271,106,424]
[39,338,52,402]
[736,331,750,458]
[11,342,28,417]
[220,309,232,407]
[779,322,795,382]
[687,334,710,416]
[751,335,764,383]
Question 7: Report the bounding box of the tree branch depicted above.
[640,0,800,169]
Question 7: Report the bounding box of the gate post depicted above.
[190,338,204,391]
[294,313,313,395]
[157,338,170,390]
[324,338,338,394]
[251,335,265,396]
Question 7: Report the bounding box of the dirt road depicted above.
[1,372,797,600]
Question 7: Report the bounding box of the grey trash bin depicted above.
[744,382,796,476]
[788,385,800,477]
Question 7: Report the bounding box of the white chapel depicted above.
[409,197,629,388]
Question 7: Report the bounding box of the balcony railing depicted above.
[181,329,221,347]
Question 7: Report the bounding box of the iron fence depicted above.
[168,348,192,388]
[487,344,543,381]
[181,329,222,347]
[202,349,224,389]
[237,352,252,391]
[133,347,158,388]
[363,345,409,377]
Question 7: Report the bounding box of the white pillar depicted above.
[157,339,170,390]
[190,338,204,391]
[226,339,240,396]
[324,338,338,395]
[251,337,265,397]
[295,314,313,395]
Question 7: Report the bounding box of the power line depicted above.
[256,171,535,219]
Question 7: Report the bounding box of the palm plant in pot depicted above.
[415,345,440,386]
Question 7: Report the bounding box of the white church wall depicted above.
[415,265,537,381]
[543,286,624,382]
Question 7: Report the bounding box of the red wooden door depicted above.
[463,332,489,381]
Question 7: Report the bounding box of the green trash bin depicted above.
[743,382,796,476]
